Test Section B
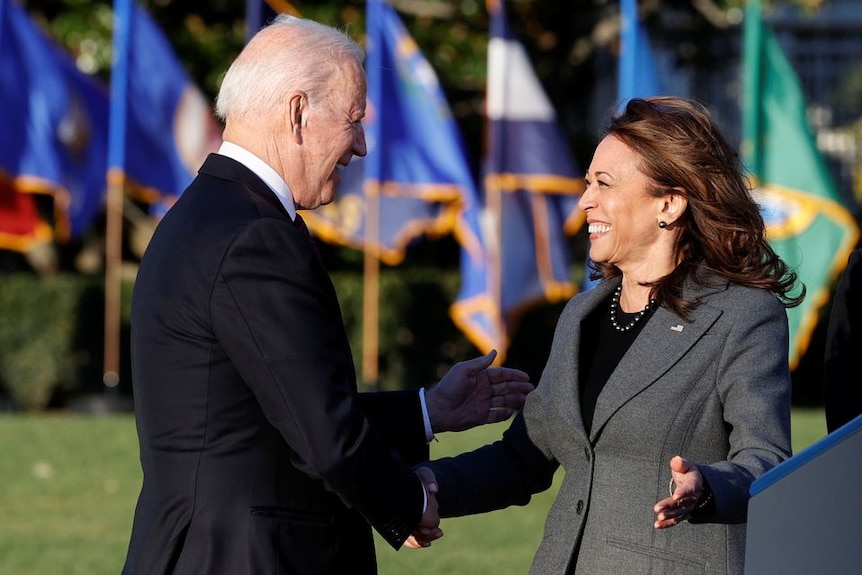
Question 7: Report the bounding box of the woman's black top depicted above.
[578,295,657,434]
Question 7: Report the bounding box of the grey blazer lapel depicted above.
[550,281,619,440]
[589,287,723,440]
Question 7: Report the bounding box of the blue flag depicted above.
[110,0,221,217]
[303,0,473,265]
[584,0,664,289]
[450,0,584,361]
[246,0,276,42]
[245,0,299,41]
[618,0,662,107]
[0,0,109,245]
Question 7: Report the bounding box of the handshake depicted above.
[405,467,443,549]
[400,349,534,549]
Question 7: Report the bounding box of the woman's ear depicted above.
[662,188,688,225]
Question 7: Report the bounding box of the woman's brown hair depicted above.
[589,96,804,319]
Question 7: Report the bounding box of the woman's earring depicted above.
[658,221,667,229]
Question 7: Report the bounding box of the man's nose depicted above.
[353,127,367,158]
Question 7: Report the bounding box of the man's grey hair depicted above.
[215,14,364,123]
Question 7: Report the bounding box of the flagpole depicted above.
[489,181,503,364]
[361,0,384,389]
[103,176,123,389]
[361,186,380,388]
[486,0,505,365]
[104,0,132,391]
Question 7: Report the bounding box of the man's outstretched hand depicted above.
[426,350,533,433]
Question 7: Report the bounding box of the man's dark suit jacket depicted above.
[122,154,429,575]
[824,248,862,433]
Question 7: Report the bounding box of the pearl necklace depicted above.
[609,285,657,332]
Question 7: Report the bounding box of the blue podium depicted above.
[744,413,862,574]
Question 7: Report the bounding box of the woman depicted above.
[422,97,804,574]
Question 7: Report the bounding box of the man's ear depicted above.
[287,91,307,144]
[662,188,688,224]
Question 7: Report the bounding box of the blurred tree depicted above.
[17,0,834,277]
[6,0,841,397]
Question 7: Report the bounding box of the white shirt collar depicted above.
[217,141,297,220]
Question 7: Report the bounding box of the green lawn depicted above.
[0,408,828,574]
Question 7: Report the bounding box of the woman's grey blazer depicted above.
[428,277,792,575]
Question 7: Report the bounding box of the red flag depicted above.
[0,178,52,252]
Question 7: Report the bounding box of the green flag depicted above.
[742,0,859,370]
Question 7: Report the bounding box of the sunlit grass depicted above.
[0,408,828,574]
[0,415,140,575]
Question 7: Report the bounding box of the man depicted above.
[824,248,862,432]
[122,14,532,575]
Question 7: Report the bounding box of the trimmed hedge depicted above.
[0,267,567,411]
[0,274,116,410]
[332,267,477,392]
[0,267,490,410]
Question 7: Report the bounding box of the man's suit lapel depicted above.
[198,153,290,218]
